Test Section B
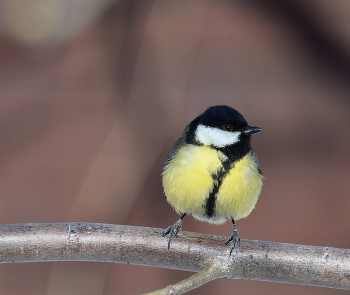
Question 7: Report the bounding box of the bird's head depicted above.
[186,105,262,149]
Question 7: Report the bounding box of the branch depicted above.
[0,223,349,294]
[142,255,228,295]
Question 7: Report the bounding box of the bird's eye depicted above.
[223,125,233,132]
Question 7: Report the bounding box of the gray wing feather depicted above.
[166,125,189,163]
[251,148,262,176]
[166,136,185,163]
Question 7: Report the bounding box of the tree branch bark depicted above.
[0,223,349,293]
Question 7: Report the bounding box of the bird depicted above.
[162,105,263,254]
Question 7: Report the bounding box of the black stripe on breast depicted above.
[204,158,232,218]
[204,138,252,218]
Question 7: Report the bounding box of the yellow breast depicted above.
[162,145,262,224]
[215,153,262,221]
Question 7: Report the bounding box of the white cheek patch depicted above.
[195,124,240,148]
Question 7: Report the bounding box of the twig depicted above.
[0,222,349,294]
[142,253,229,295]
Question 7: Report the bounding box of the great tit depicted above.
[162,105,263,254]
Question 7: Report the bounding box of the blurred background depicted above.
[0,0,349,294]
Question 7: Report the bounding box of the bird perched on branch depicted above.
[162,105,263,254]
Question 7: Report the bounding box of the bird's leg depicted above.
[226,218,241,255]
[162,213,187,250]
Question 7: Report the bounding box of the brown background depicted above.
[0,0,349,294]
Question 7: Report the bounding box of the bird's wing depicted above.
[251,148,262,176]
[165,124,189,163]
[166,136,185,163]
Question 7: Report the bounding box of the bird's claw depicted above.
[162,219,182,250]
[226,227,241,255]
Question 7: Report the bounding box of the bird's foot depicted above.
[226,225,240,255]
[162,218,183,250]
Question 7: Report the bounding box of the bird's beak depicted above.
[243,126,262,135]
